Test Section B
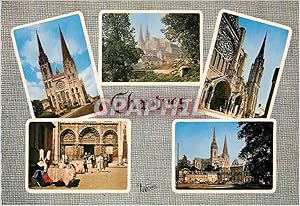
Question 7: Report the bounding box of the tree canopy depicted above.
[161,13,200,64]
[237,122,273,184]
[102,13,143,82]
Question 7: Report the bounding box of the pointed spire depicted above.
[212,127,217,143]
[145,24,150,41]
[258,32,267,58]
[223,136,228,156]
[36,30,45,56]
[59,26,72,62]
[137,25,145,49]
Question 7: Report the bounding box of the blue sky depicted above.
[175,122,245,165]
[129,13,166,41]
[238,16,289,113]
[13,14,98,100]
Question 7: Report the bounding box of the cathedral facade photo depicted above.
[199,11,291,118]
[12,13,101,118]
[27,119,129,190]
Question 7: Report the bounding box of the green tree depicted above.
[237,122,273,184]
[102,13,143,82]
[161,13,200,64]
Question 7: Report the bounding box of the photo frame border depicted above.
[25,118,131,193]
[11,11,106,119]
[98,9,204,86]
[194,9,292,119]
[172,118,277,193]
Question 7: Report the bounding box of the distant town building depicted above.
[177,128,253,185]
[135,25,184,74]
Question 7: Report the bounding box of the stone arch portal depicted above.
[210,81,231,112]
[102,130,119,162]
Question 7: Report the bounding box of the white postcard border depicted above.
[25,118,131,193]
[98,9,204,86]
[195,9,292,119]
[11,11,106,119]
[171,118,277,193]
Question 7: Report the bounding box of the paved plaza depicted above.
[30,167,128,190]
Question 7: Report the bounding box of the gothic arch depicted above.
[102,130,118,145]
[60,129,76,144]
[210,80,231,111]
[79,127,100,144]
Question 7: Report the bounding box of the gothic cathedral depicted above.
[200,13,268,118]
[210,128,230,168]
[36,27,89,114]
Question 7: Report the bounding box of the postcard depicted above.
[196,10,292,118]
[25,118,131,193]
[172,118,276,193]
[99,10,203,86]
[12,12,104,118]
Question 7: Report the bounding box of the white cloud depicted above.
[78,65,99,97]
[20,27,86,71]
[26,79,47,100]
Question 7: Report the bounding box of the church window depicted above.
[43,68,47,77]
[215,53,220,69]
[57,94,62,101]
[66,91,70,99]
[211,50,217,67]
[68,75,70,79]
[45,82,48,89]
[76,87,79,93]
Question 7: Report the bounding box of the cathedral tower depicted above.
[145,25,150,42]
[246,33,267,117]
[137,25,145,49]
[222,136,229,168]
[210,128,218,165]
[36,31,53,80]
[59,27,78,78]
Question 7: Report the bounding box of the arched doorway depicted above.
[79,127,100,157]
[60,129,77,160]
[102,130,118,162]
[210,81,231,111]
[233,96,242,116]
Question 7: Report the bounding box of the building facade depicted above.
[28,121,128,166]
[36,27,90,114]
[200,13,267,118]
[177,128,253,185]
[210,128,230,168]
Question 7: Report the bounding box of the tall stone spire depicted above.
[145,24,150,41]
[36,31,50,67]
[222,136,228,157]
[210,127,218,166]
[36,31,45,56]
[137,25,145,49]
[212,127,217,145]
[245,33,267,117]
[257,32,267,58]
[59,26,73,63]
[36,31,53,80]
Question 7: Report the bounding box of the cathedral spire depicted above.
[59,26,73,63]
[258,32,267,58]
[222,136,228,157]
[137,25,145,49]
[36,30,45,56]
[145,24,150,41]
[212,127,217,144]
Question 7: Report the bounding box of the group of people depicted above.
[83,153,109,173]
[31,149,76,187]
